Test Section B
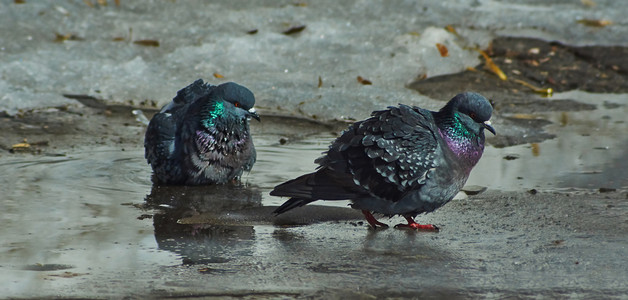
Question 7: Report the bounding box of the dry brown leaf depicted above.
[54,33,82,43]
[435,43,449,57]
[357,76,372,85]
[560,112,568,126]
[476,49,507,81]
[83,0,94,7]
[577,19,612,27]
[97,0,107,6]
[444,25,457,34]
[318,76,323,88]
[48,272,88,278]
[282,25,306,35]
[14,0,26,4]
[213,73,224,79]
[581,0,596,7]
[54,33,72,43]
[509,114,540,120]
[531,143,540,157]
[133,40,160,47]
[115,0,120,6]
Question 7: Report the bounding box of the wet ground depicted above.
[2,20,628,300]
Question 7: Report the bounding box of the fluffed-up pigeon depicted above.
[145,79,259,185]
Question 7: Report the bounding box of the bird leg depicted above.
[394,216,439,232]
[362,210,389,229]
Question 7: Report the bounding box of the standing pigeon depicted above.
[145,79,260,185]
[270,92,495,230]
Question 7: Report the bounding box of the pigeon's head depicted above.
[212,82,260,121]
[442,92,496,136]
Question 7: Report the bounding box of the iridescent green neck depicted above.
[201,101,224,128]
[439,112,484,166]
[446,112,474,139]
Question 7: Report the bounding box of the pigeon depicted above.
[145,79,260,185]
[270,92,495,230]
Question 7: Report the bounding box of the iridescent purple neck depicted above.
[438,127,484,168]
[195,129,248,152]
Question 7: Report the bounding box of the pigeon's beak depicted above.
[248,108,261,122]
[483,120,496,135]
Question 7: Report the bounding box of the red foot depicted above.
[362,210,389,229]
[394,216,439,232]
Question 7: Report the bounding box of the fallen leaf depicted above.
[513,79,553,97]
[14,0,26,4]
[133,40,159,47]
[581,0,596,6]
[357,76,372,85]
[560,112,568,126]
[435,43,449,57]
[577,19,612,27]
[54,33,83,42]
[11,142,30,150]
[246,29,258,35]
[293,2,307,6]
[115,0,120,5]
[524,59,540,67]
[476,49,507,81]
[213,72,224,79]
[317,76,323,88]
[112,37,126,41]
[444,25,457,34]
[282,25,306,35]
[97,0,107,6]
[509,114,540,120]
[54,33,72,42]
[48,272,88,278]
[531,143,540,157]
[83,0,94,7]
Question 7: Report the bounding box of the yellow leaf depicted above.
[476,49,507,81]
[577,19,612,27]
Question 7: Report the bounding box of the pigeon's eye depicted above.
[469,112,477,120]
[234,102,241,108]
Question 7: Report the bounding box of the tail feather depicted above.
[270,168,366,214]
[272,198,315,214]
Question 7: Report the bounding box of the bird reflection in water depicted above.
[144,183,262,265]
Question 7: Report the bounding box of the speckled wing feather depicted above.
[318,104,439,202]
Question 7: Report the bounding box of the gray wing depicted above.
[145,79,215,165]
[160,79,215,113]
[318,104,439,202]
[144,112,176,166]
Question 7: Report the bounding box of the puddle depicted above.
[0,91,626,296]
[469,91,628,191]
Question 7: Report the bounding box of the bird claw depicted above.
[362,210,389,229]
[394,222,440,232]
